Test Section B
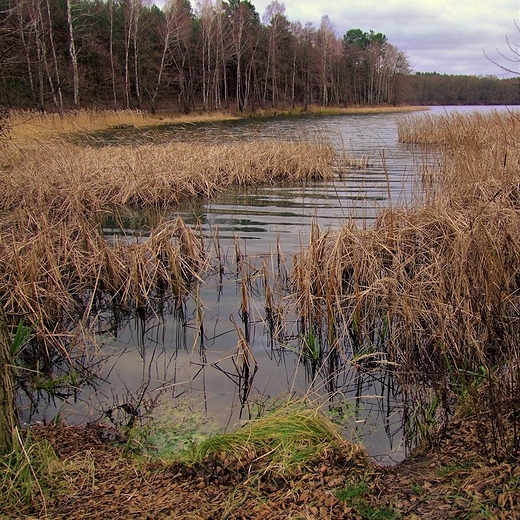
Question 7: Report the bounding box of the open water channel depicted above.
[33,106,502,464]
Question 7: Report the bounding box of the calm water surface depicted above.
[35,106,509,464]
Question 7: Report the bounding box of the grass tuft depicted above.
[0,428,63,518]
[187,400,367,474]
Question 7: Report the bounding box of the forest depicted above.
[408,72,520,106]
[0,0,519,113]
[0,0,413,112]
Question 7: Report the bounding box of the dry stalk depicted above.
[0,206,208,382]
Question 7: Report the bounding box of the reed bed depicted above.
[0,205,207,406]
[7,109,152,140]
[6,109,240,140]
[1,210,205,314]
[2,140,336,211]
[292,110,520,458]
[397,109,520,148]
[1,110,341,412]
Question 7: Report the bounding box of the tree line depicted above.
[0,0,412,112]
[408,72,520,106]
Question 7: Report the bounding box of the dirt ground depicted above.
[6,419,520,520]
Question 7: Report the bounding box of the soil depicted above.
[6,420,520,520]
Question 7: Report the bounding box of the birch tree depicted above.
[123,0,143,107]
[228,0,258,111]
[164,0,193,113]
[197,0,216,110]
[42,0,63,112]
[316,15,336,106]
[108,0,118,108]
[65,0,79,107]
[261,0,286,107]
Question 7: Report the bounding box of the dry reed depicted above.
[0,109,342,410]
[292,109,520,458]
[0,204,207,392]
[1,140,336,211]
[6,109,239,140]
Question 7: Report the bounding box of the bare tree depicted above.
[291,21,317,110]
[316,15,336,107]
[42,0,63,112]
[228,0,258,111]
[197,0,216,110]
[261,1,285,107]
[108,0,118,107]
[123,0,142,108]
[65,0,79,107]
[380,43,410,105]
[484,20,520,78]
[148,0,175,112]
[214,1,231,109]
[164,0,193,113]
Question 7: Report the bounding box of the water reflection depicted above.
[35,110,450,464]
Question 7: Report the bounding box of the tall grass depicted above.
[0,428,62,518]
[1,208,207,411]
[6,109,240,140]
[2,140,336,211]
[293,109,520,458]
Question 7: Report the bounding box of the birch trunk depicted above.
[66,0,79,107]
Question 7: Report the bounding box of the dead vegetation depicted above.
[2,139,336,210]
[6,109,239,139]
[292,109,520,459]
[1,108,520,518]
[2,410,519,519]
[0,109,342,416]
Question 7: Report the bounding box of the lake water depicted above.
[31,106,509,464]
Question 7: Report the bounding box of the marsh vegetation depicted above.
[0,107,519,517]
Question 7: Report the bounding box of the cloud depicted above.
[252,0,520,75]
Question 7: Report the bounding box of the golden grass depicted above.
[0,109,341,399]
[6,106,425,143]
[397,109,520,147]
[2,140,336,211]
[5,107,519,459]
[6,109,241,140]
[252,104,428,118]
[0,208,207,362]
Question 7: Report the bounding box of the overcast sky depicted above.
[249,0,520,77]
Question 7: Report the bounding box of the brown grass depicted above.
[0,109,341,405]
[2,139,336,211]
[292,109,520,458]
[6,106,424,142]
[251,104,428,118]
[0,208,207,376]
[6,108,519,460]
[6,109,240,139]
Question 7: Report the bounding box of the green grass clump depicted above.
[0,429,64,518]
[187,400,363,473]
